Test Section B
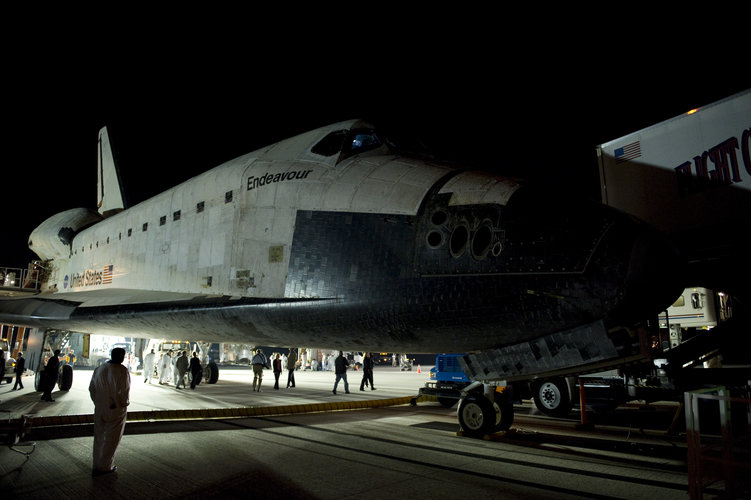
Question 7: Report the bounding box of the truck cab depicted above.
[658,287,727,351]
[419,354,471,408]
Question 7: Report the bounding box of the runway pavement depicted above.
[0,364,429,422]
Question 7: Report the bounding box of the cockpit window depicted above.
[348,130,381,154]
[311,128,385,161]
[311,130,347,157]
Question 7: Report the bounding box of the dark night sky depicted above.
[1,20,747,269]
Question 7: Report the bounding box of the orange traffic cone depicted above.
[417,364,421,373]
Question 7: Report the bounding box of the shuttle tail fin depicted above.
[97,127,126,217]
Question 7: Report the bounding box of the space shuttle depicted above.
[0,120,683,434]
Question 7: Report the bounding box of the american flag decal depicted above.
[103,265,113,284]
[614,141,641,164]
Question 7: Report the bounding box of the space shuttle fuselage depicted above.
[13,120,681,353]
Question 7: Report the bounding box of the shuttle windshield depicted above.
[311,124,435,164]
[311,128,386,160]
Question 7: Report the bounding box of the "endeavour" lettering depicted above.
[247,169,313,191]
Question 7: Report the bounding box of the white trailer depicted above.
[597,89,750,238]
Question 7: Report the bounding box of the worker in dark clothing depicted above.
[41,349,61,401]
[286,348,297,388]
[360,352,376,391]
[273,353,282,389]
[175,351,189,389]
[332,351,350,395]
[12,351,25,390]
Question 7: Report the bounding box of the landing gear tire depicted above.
[34,371,43,391]
[533,378,572,417]
[491,394,514,432]
[457,394,495,438]
[205,361,219,384]
[58,365,73,391]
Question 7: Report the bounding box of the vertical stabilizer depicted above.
[97,127,126,217]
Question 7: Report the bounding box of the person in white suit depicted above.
[143,349,156,384]
[89,347,131,476]
[159,351,173,385]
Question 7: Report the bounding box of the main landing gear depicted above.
[456,382,514,438]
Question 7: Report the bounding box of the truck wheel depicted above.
[34,371,44,391]
[533,379,572,417]
[205,362,219,384]
[58,365,73,391]
[457,394,494,437]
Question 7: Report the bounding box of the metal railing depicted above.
[686,386,751,498]
[0,262,45,291]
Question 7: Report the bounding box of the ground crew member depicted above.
[175,351,189,389]
[251,349,267,392]
[159,351,173,385]
[12,351,25,390]
[89,347,130,476]
[286,348,297,388]
[360,352,376,391]
[143,349,156,384]
[273,353,282,389]
[332,351,350,395]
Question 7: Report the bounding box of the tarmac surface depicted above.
[0,364,425,423]
[0,365,704,499]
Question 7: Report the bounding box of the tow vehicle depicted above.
[418,354,470,408]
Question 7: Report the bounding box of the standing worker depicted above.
[41,349,60,402]
[89,347,130,476]
[12,351,25,390]
[251,349,268,392]
[360,352,376,391]
[158,350,173,385]
[143,349,156,384]
[175,351,189,389]
[172,350,180,386]
[332,351,350,395]
[272,353,282,390]
[189,351,202,390]
[286,347,297,388]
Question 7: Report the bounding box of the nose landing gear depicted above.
[456,383,514,438]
